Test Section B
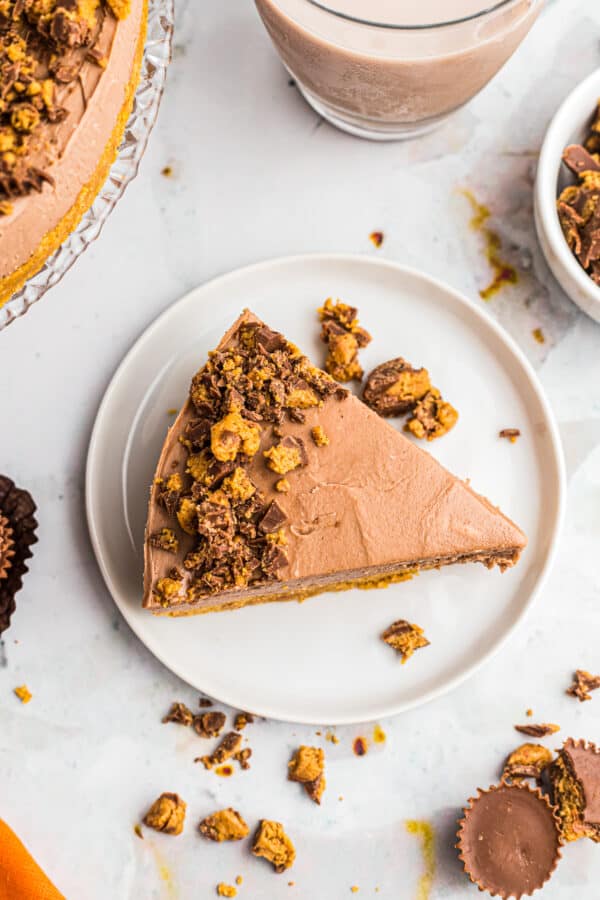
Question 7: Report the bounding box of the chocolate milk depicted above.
[255,0,542,138]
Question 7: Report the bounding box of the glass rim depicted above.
[305,0,520,30]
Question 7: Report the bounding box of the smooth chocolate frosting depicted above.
[458,784,561,899]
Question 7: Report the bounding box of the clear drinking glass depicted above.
[255,0,544,140]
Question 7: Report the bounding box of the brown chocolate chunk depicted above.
[381,620,429,664]
[0,476,38,636]
[162,702,194,727]
[143,793,186,836]
[193,711,226,738]
[514,723,560,738]
[549,738,600,842]
[198,697,213,707]
[199,808,249,842]
[567,669,600,702]
[563,144,600,176]
[252,820,296,873]
[499,428,521,442]
[457,784,561,898]
[259,501,287,535]
[363,358,431,417]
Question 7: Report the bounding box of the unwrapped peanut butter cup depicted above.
[457,783,562,898]
[0,476,38,636]
[549,738,600,842]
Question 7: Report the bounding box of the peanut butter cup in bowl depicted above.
[0,0,173,329]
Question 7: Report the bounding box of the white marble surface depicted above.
[2,1,600,897]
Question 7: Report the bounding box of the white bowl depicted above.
[535,67,600,322]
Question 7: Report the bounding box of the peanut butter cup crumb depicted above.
[162,701,193,726]
[318,298,371,383]
[288,746,326,804]
[149,528,179,553]
[502,743,554,783]
[216,884,236,898]
[235,876,243,885]
[364,358,431,417]
[199,808,249,842]
[264,437,307,474]
[234,711,254,730]
[567,669,600,702]
[499,428,521,443]
[234,747,252,770]
[405,389,458,441]
[211,411,261,462]
[199,697,213,707]
[133,823,144,839]
[275,478,290,493]
[197,732,243,769]
[193,711,226,738]
[381,620,429,664]
[143,793,186,835]
[369,231,384,248]
[0,201,12,216]
[252,820,296,873]
[515,723,560,738]
[311,425,329,447]
[14,684,31,704]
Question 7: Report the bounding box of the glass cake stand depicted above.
[0,0,174,331]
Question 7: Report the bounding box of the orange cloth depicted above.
[0,819,65,900]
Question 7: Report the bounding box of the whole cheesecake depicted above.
[143,311,527,617]
[0,0,147,308]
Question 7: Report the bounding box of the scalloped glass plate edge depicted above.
[0,0,174,331]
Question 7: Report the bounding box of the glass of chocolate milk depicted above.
[255,0,543,140]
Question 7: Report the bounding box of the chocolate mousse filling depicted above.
[143,310,526,617]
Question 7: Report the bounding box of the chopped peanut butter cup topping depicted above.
[557,102,600,286]
[147,319,346,606]
[318,298,371,383]
[0,0,129,206]
[381,619,429,664]
[363,358,431,417]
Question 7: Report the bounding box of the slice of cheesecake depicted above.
[143,310,526,617]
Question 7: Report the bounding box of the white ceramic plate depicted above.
[86,254,565,724]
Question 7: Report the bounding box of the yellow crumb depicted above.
[373,724,386,744]
[216,884,237,898]
[406,820,435,900]
[235,875,243,885]
[14,685,32,704]
[532,327,545,344]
